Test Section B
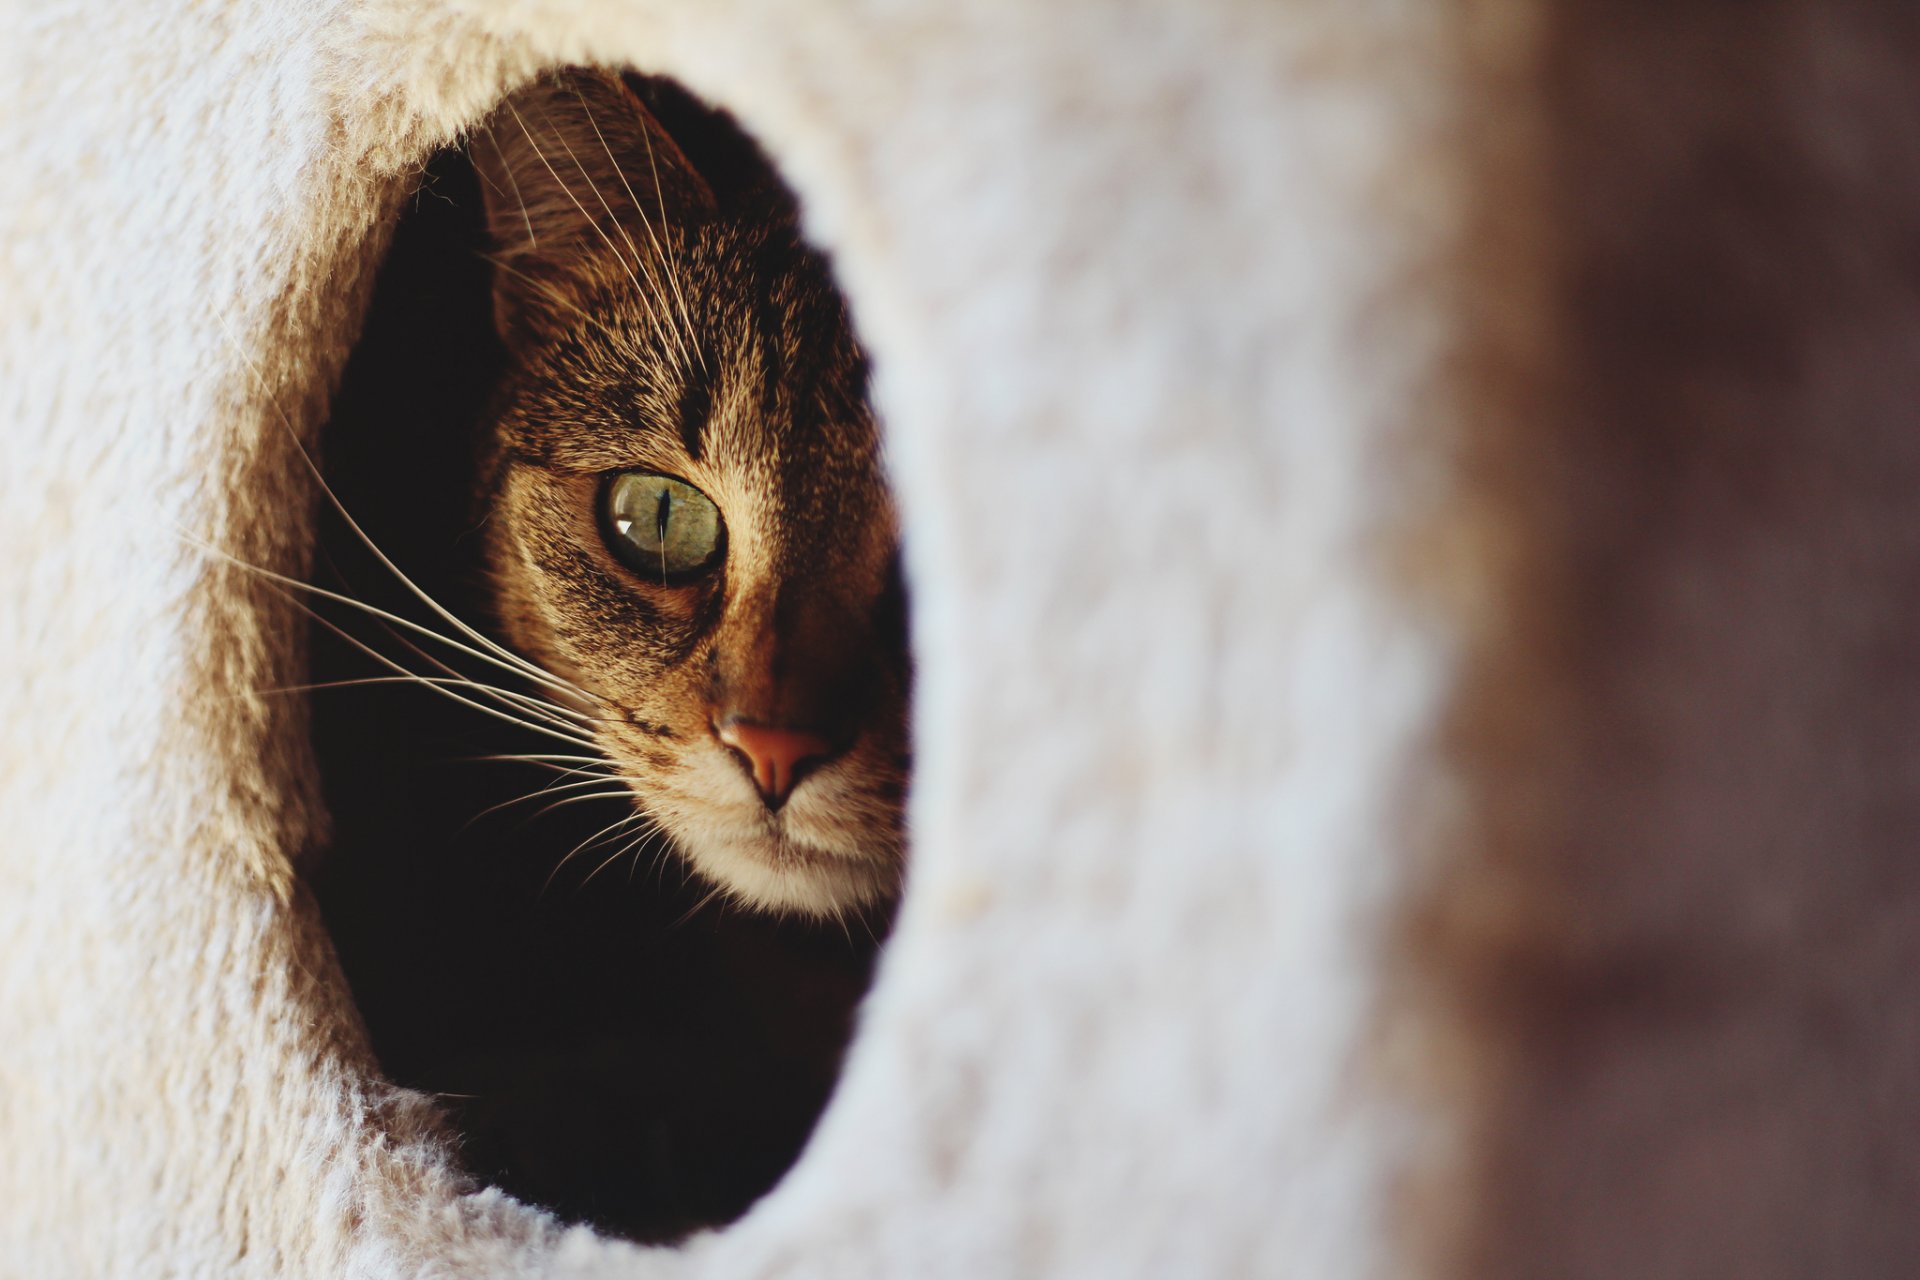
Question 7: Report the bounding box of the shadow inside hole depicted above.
[308,82,886,1244]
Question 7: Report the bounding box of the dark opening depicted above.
[308,77,887,1244]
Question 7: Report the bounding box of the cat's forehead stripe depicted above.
[678,367,712,462]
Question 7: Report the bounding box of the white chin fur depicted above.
[679,833,896,917]
[634,762,901,917]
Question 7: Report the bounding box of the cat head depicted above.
[470,69,907,918]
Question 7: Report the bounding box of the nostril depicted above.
[714,717,835,809]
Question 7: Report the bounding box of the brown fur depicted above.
[470,70,908,918]
[1407,6,1920,1277]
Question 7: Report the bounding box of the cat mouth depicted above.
[589,718,900,914]
[669,799,901,916]
[647,756,900,907]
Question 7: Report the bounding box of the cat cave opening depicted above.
[307,69,907,1244]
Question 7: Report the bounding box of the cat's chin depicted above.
[637,785,902,918]
[681,833,899,918]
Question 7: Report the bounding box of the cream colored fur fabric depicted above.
[5,1,1917,1277]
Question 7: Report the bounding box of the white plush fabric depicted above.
[8,0,1915,1276]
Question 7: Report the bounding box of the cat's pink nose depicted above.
[716,718,834,808]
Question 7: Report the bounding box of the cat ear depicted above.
[471,69,717,340]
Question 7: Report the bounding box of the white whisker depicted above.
[506,99,691,373]
[525,790,635,829]
[464,773,624,825]
[350,613,593,734]
[185,531,589,711]
[474,124,538,249]
[572,82,705,373]
[543,807,654,895]
[246,674,587,736]
[667,880,728,932]
[475,752,609,766]
[545,90,697,373]
[477,250,625,346]
[626,827,670,884]
[582,822,664,887]
[209,311,590,703]
[268,581,601,752]
[470,753,622,783]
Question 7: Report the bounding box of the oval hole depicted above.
[308,70,900,1243]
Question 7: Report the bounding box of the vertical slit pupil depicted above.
[656,487,671,582]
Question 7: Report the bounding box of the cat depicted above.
[466,68,910,921]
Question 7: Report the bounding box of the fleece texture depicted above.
[4,1,1917,1277]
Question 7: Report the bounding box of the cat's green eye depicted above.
[601,471,725,581]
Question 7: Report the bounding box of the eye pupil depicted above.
[602,471,724,580]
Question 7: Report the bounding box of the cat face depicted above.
[472,71,908,917]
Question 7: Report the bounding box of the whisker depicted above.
[581,821,665,888]
[186,531,590,712]
[542,90,697,373]
[637,123,707,374]
[349,611,594,735]
[571,82,705,373]
[475,250,626,347]
[474,124,538,250]
[473,752,609,766]
[827,903,854,948]
[667,880,728,933]
[468,753,624,783]
[559,88,677,321]
[245,675,585,735]
[302,471,583,698]
[268,581,601,752]
[525,788,635,824]
[626,826,667,884]
[543,807,654,896]
[465,781,630,841]
[477,758,619,783]
[464,773,625,826]
[640,829,679,886]
[505,99,691,373]
[209,312,590,703]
